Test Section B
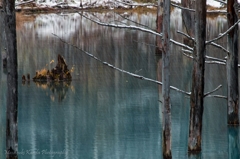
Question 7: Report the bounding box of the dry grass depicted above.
[37,68,48,76]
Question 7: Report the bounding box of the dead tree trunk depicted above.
[188,0,206,152]
[156,0,163,55]
[3,0,18,158]
[162,0,171,158]
[226,0,239,125]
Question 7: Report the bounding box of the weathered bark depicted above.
[156,0,163,55]
[226,0,239,125]
[188,0,206,152]
[162,0,171,158]
[3,0,18,158]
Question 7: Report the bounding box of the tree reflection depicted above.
[228,126,240,159]
[33,81,72,102]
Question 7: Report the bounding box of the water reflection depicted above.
[0,9,240,159]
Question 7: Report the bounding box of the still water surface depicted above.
[0,9,240,159]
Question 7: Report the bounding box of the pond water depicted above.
[0,9,240,159]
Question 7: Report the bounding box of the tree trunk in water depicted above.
[156,0,163,55]
[3,0,18,158]
[227,0,239,125]
[188,0,206,152]
[162,0,171,158]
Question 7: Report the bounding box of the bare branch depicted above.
[114,12,152,29]
[78,12,163,37]
[205,61,226,65]
[171,3,226,13]
[205,95,227,99]
[52,33,191,96]
[214,0,227,5]
[206,19,240,44]
[170,39,193,51]
[16,0,34,6]
[171,3,195,12]
[78,11,194,51]
[115,0,157,7]
[209,42,229,54]
[204,85,222,97]
[182,49,193,54]
[177,30,194,41]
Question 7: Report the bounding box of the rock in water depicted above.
[33,54,72,81]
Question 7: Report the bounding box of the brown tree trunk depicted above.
[156,0,163,55]
[162,0,171,158]
[3,0,18,158]
[227,0,239,125]
[188,0,206,152]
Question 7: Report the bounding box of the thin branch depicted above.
[209,42,229,54]
[78,11,194,51]
[78,12,163,37]
[177,30,195,41]
[171,3,195,12]
[116,0,157,7]
[16,0,34,6]
[205,61,226,65]
[182,49,193,54]
[214,0,227,5]
[114,12,151,29]
[204,85,222,97]
[170,39,193,51]
[52,33,191,96]
[171,3,227,13]
[206,19,240,44]
[205,95,227,99]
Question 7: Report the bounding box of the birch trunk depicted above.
[227,0,239,125]
[162,0,171,158]
[3,0,18,158]
[188,0,206,152]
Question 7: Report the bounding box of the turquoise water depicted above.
[0,10,240,158]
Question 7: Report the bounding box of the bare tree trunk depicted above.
[162,0,171,158]
[156,0,163,55]
[188,0,206,152]
[227,0,239,125]
[3,0,18,158]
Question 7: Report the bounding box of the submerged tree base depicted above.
[33,54,72,82]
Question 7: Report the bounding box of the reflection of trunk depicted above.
[188,0,206,152]
[228,126,239,158]
[181,0,195,47]
[227,0,239,125]
[3,0,18,158]
[181,0,195,37]
[156,0,163,55]
[162,0,171,158]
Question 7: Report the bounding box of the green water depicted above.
[0,10,240,159]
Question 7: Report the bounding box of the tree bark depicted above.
[162,0,171,158]
[3,0,18,158]
[188,0,206,152]
[227,0,239,125]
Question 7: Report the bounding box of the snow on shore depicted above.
[15,0,236,10]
